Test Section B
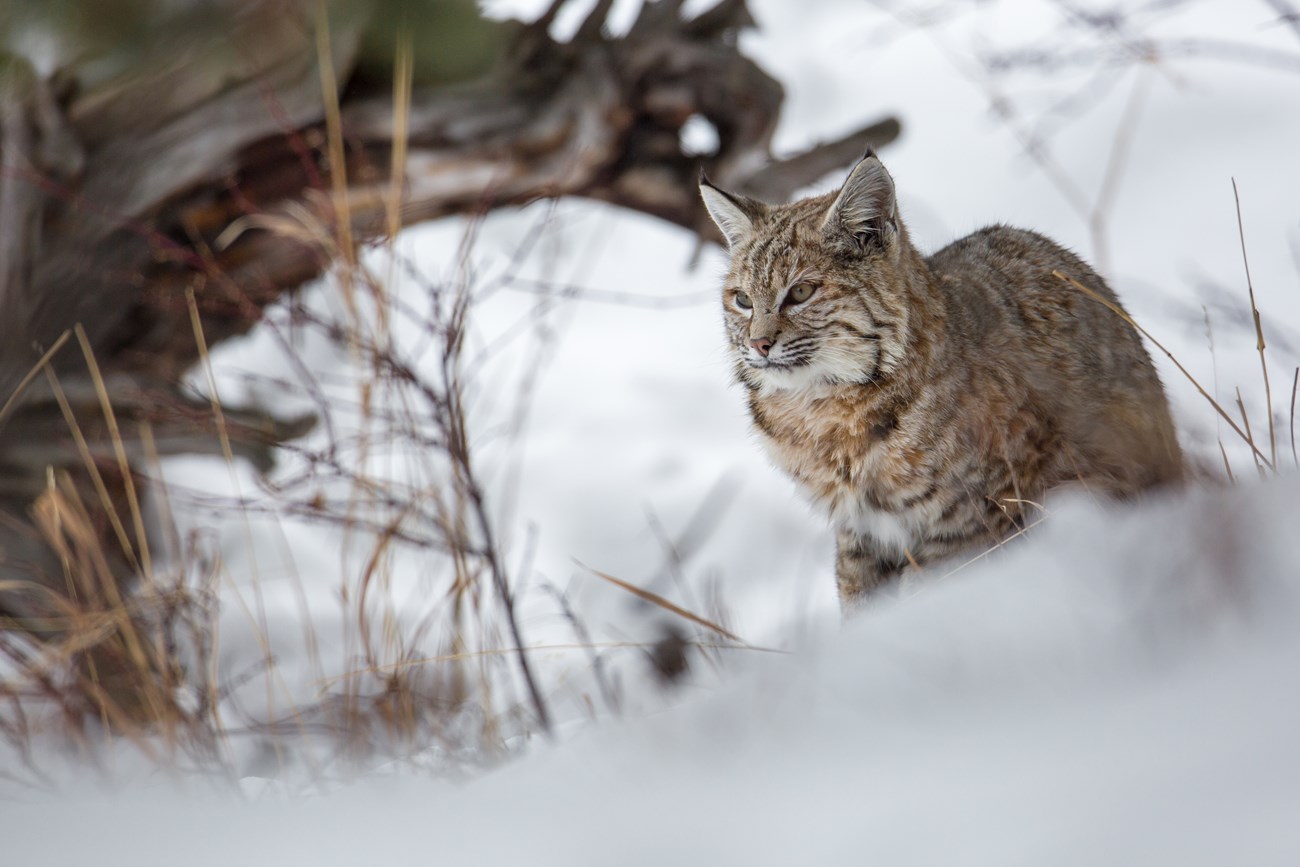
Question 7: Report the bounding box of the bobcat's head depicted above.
[701,153,914,394]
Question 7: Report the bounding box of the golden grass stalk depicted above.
[28,473,175,738]
[43,368,138,572]
[387,30,413,248]
[1231,179,1276,467]
[185,287,317,761]
[74,325,153,579]
[1235,387,1265,479]
[0,329,71,430]
[1218,440,1236,485]
[315,0,354,270]
[320,640,782,690]
[579,561,745,644]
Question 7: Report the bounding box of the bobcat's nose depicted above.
[750,337,774,357]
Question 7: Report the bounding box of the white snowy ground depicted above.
[8,478,1300,864]
[6,0,1300,862]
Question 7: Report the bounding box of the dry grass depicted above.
[1,13,663,787]
[0,185,752,791]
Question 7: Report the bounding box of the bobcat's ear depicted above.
[821,152,897,251]
[699,176,764,251]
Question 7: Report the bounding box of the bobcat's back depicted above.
[700,153,1183,608]
[926,225,1182,493]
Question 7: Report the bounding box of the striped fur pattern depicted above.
[701,152,1184,609]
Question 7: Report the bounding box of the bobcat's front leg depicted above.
[835,529,909,611]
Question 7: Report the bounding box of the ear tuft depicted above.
[821,154,897,250]
[699,181,763,251]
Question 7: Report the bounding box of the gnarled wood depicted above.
[0,0,899,721]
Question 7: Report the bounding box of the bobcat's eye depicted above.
[786,282,816,305]
[733,291,753,310]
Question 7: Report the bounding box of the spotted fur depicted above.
[701,152,1184,609]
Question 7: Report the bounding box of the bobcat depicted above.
[700,151,1183,609]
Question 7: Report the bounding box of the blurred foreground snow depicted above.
[7,474,1300,864]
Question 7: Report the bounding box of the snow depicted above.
[8,478,1300,863]
[5,0,1300,861]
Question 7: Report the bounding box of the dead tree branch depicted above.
[0,0,899,722]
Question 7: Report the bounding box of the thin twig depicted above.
[1090,71,1150,276]
[1235,387,1265,479]
[440,287,553,736]
[1218,439,1236,485]
[1232,178,1276,468]
[542,582,620,716]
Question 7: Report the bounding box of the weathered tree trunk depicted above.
[0,0,898,721]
